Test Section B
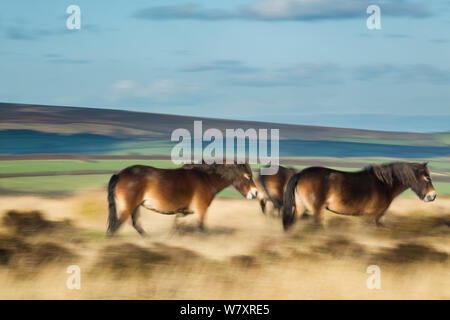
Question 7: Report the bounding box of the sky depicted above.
[0,0,449,132]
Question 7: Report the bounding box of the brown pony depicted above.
[107,162,257,236]
[256,165,297,215]
[283,162,436,230]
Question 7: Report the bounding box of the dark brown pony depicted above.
[107,162,257,236]
[283,162,437,230]
[256,165,297,215]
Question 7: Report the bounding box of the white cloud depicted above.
[110,79,205,105]
[113,80,137,90]
[112,79,178,98]
[243,0,363,20]
[133,0,432,22]
[228,63,342,86]
[243,0,432,20]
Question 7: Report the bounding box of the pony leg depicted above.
[107,195,136,236]
[301,191,325,225]
[270,194,282,215]
[189,194,211,231]
[375,211,387,227]
[107,209,129,236]
[259,198,267,214]
[194,203,209,231]
[170,213,187,235]
[198,209,208,231]
[131,207,147,237]
[294,196,307,220]
[312,205,326,225]
[256,188,267,215]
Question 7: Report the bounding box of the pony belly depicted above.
[326,199,379,216]
[325,193,370,216]
[326,205,364,216]
[141,198,192,215]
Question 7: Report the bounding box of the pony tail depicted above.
[283,172,301,230]
[106,174,120,236]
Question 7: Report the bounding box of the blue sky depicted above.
[0,0,449,132]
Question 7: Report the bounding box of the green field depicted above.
[1,158,449,197]
[0,173,242,197]
[103,141,174,155]
[2,174,447,197]
[0,159,243,196]
[0,174,110,194]
[0,159,176,175]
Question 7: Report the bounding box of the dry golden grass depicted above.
[0,189,449,299]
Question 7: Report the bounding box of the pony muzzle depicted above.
[247,187,258,199]
[424,190,437,202]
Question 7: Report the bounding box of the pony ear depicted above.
[422,162,428,167]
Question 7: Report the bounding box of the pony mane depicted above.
[365,162,420,186]
[182,162,250,180]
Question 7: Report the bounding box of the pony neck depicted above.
[390,179,410,199]
[208,172,234,195]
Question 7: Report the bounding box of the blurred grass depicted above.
[0,173,243,197]
[0,175,111,194]
[1,157,449,196]
[1,174,449,197]
[2,158,450,175]
[217,188,241,198]
[402,182,450,197]
[0,159,176,175]
[0,207,448,299]
[433,133,450,145]
[103,141,174,155]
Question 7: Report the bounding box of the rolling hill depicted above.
[0,102,449,158]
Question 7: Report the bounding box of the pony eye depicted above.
[244,173,251,180]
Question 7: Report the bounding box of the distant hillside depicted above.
[0,102,449,158]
